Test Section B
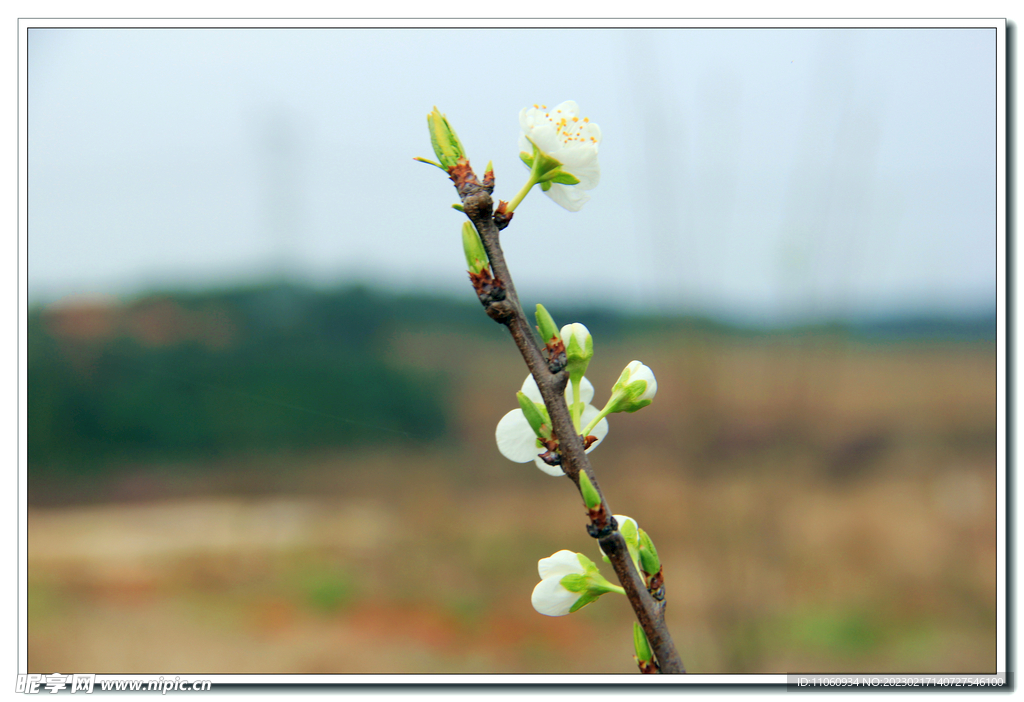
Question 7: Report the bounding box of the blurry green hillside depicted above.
[28,282,995,490]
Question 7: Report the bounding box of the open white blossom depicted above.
[519,101,601,211]
[495,375,609,476]
[531,550,587,616]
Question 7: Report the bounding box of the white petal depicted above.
[574,376,595,405]
[531,577,579,616]
[533,455,566,476]
[579,404,609,451]
[613,515,638,534]
[625,361,658,401]
[521,124,563,155]
[523,375,595,406]
[560,323,590,351]
[550,100,580,119]
[554,145,601,187]
[495,409,541,463]
[599,515,639,559]
[544,184,591,212]
[520,375,543,403]
[538,550,585,579]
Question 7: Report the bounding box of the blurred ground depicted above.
[28,331,997,674]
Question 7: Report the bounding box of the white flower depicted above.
[519,101,601,211]
[495,375,609,476]
[531,550,587,616]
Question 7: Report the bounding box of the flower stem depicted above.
[505,173,539,214]
[582,405,613,437]
[572,379,582,431]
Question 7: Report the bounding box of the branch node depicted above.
[494,200,513,230]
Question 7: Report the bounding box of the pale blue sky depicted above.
[28,27,997,323]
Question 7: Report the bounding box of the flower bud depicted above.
[462,222,488,274]
[605,360,657,414]
[560,323,593,385]
[427,106,465,169]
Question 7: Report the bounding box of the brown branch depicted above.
[451,160,685,674]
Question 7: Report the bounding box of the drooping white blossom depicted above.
[518,101,601,211]
[531,550,588,616]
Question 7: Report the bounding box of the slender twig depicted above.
[450,160,685,673]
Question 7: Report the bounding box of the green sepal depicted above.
[638,528,661,576]
[605,375,653,414]
[633,622,654,663]
[559,573,588,593]
[547,170,581,185]
[562,324,593,387]
[519,151,534,168]
[540,181,552,191]
[525,137,564,177]
[427,107,465,169]
[516,392,549,439]
[462,221,488,274]
[579,471,601,511]
[568,591,600,613]
[535,304,559,344]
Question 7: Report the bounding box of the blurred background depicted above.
[27,27,997,674]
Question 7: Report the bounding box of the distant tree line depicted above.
[28,282,995,476]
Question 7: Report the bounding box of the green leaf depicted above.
[535,304,559,344]
[461,221,488,274]
[517,392,548,438]
[633,622,654,662]
[568,591,600,613]
[579,471,601,511]
[638,528,661,576]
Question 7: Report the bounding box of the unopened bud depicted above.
[560,323,593,385]
[462,222,488,274]
[605,361,657,414]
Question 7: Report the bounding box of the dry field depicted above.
[28,332,998,674]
